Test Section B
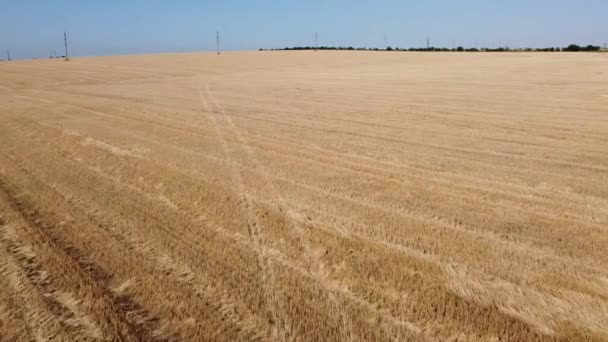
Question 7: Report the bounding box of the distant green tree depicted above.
[584,45,601,51]
[564,44,581,51]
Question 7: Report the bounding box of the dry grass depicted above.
[0,51,607,341]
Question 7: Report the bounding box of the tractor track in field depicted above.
[0,177,170,342]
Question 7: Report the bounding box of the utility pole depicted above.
[426,36,430,50]
[216,31,220,55]
[7,49,11,61]
[315,32,318,51]
[384,33,388,46]
[64,32,69,60]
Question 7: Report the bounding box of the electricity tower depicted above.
[64,32,69,60]
[216,31,221,55]
[6,49,11,61]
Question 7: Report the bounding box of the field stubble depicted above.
[1,51,607,341]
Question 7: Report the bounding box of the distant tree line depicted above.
[562,44,602,52]
[261,44,603,53]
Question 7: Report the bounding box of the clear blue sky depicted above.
[1,0,607,59]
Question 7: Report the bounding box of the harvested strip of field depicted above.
[1,51,607,341]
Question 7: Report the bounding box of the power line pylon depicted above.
[64,32,69,61]
[216,31,221,55]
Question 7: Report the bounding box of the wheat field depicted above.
[0,51,607,341]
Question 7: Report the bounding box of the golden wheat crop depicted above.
[0,51,607,341]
